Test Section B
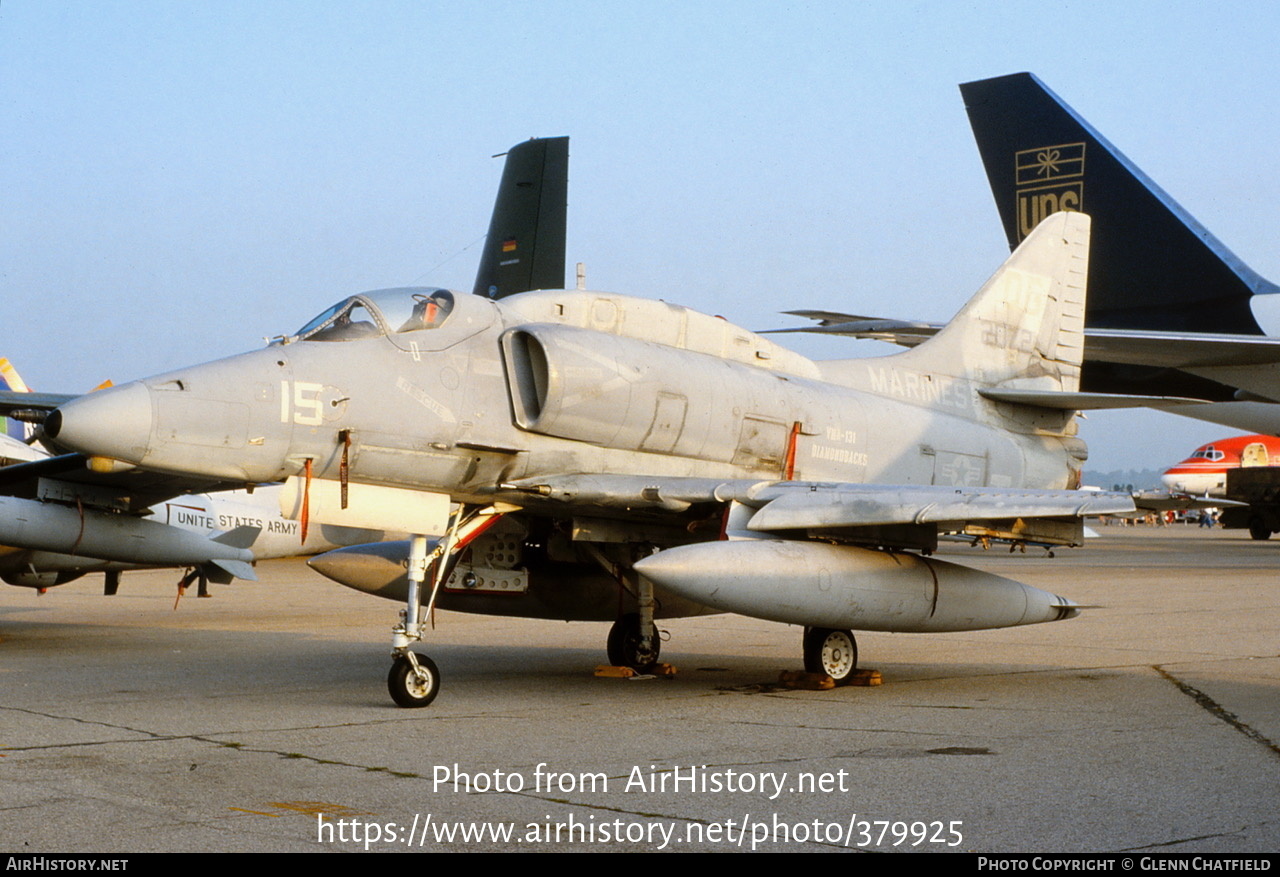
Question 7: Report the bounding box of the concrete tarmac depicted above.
[2,526,1277,853]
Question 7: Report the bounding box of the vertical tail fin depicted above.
[889,211,1089,393]
[961,72,1275,334]
[471,136,569,300]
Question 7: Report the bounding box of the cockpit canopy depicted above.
[293,288,457,343]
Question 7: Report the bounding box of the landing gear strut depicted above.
[388,525,453,708]
[803,627,858,685]
[386,507,504,708]
[586,543,662,672]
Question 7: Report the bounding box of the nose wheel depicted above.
[803,627,858,685]
[388,651,440,708]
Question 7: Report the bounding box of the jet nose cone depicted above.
[46,382,154,465]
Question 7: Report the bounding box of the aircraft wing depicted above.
[0,433,48,465]
[978,389,1210,409]
[781,309,897,324]
[767,311,940,346]
[0,390,77,413]
[1084,329,1280,368]
[733,482,1133,531]
[0,452,237,510]
[500,474,1133,546]
[1129,490,1243,512]
[774,314,1280,371]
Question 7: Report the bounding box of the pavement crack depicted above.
[731,719,951,738]
[1154,666,1280,759]
[0,706,176,744]
[189,740,423,777]
[0,706,417,776]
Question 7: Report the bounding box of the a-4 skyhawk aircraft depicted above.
[41,194,1131,707]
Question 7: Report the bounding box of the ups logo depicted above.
[1013,143,1085,240]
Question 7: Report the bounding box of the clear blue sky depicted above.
[4,1,1279,472]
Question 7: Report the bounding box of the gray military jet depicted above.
[40,158,1130,706]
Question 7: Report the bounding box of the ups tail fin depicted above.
[471,136,569,300]
[961,72,1275,334]
[890,211,1089,393]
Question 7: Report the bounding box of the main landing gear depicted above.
[607,612,661,671]
[595,544,661,673]
[803,627,858,685]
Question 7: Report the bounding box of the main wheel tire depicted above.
[1248,517,1272,541]
[607,613,660,671]
[803,627,858,685]
[388,653,440,708]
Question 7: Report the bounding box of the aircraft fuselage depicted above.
[47,288,1082,508]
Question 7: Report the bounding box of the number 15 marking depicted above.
[280,380,324,426]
